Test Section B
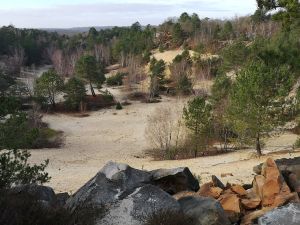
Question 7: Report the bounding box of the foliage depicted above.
[106,72,126,86]
[257,0,300,29]
[220,40,250,72]
[228,60,293,155]
[116,102,123,110]
[211,74,232,104]
[149,58,166,99]
[64,77,86,111]
[169,50,192,94]
[75,55,105,96]
[183,96,212,157]
[294,137,300,148]
[34,69,64,108]
[0,149,49,189]
[0,113,40,150]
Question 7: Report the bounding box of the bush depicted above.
[0,150,50,189]
[0,113,40,150]
[116,102,123,110]
[294,137,300,148]
[106,72,126,86]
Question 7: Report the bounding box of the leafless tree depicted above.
[145,103,187,158]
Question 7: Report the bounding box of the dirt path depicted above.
[29,88,300,193]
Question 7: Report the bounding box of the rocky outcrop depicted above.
[178,196,230,225]
[9,184,56,206]
[65,161,200,225]
[258,203,300,225]
[98,185,181,225]
[151,167,200,194]
[66,161,152,212]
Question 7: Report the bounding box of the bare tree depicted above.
[145,104,186,158]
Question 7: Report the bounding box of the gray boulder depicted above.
[258,203,300,225]
[10,184,56,205]
[178,196,230,225]
[98,184,181,225]
[66,161,152,212]
[151,167,200,194]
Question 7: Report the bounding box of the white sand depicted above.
[28,87,300,193]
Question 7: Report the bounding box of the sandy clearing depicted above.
[28,87,300,194]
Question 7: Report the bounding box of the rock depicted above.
[262,179,281,206]
[56,192,70,206]
[66,161,152,212]
[221,173,233,178]
[198,182,223,199]
[173,191,199,200]
[241,198,261,210]
[98,185,181,225]
[218,193,241,222]
[231,185,247,196]
[241,188,261,210]
[241,207,273,225]
[242,184,253,190]
[288,173,300,193]
[65,162,201,225]
[151,167,200,194]
[253,175,265,200]
[212,175,225,189]
[253,157,300,179]
[258,203,300,225]
[273,192,300,207]
[10,184,56,206]
[178,196,230,225]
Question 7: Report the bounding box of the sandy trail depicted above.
[29,87,300,193]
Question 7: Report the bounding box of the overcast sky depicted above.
[0,0,258,28]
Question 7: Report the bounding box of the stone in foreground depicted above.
[178,196,230,225]
[258,203,300,225]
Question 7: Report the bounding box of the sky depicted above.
[0,0,258,28]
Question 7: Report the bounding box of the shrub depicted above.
[101,89,114,102]
[0,150,50,189]
[106,72,126,86]
[294,137,300,148]
[116,102,123,110]
[0,113,40,150]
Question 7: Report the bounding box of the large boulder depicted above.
[178,196,230,225]
[258,203,300,225]
[66,162,200,225]
[9,184,56,206]
[66,161,152,212]
[98,185,181,225]
[151,167,200,194]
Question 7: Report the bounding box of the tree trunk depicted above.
[256,132,262,157]
[90,82,96,97]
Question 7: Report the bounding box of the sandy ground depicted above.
[29,87,300,194]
